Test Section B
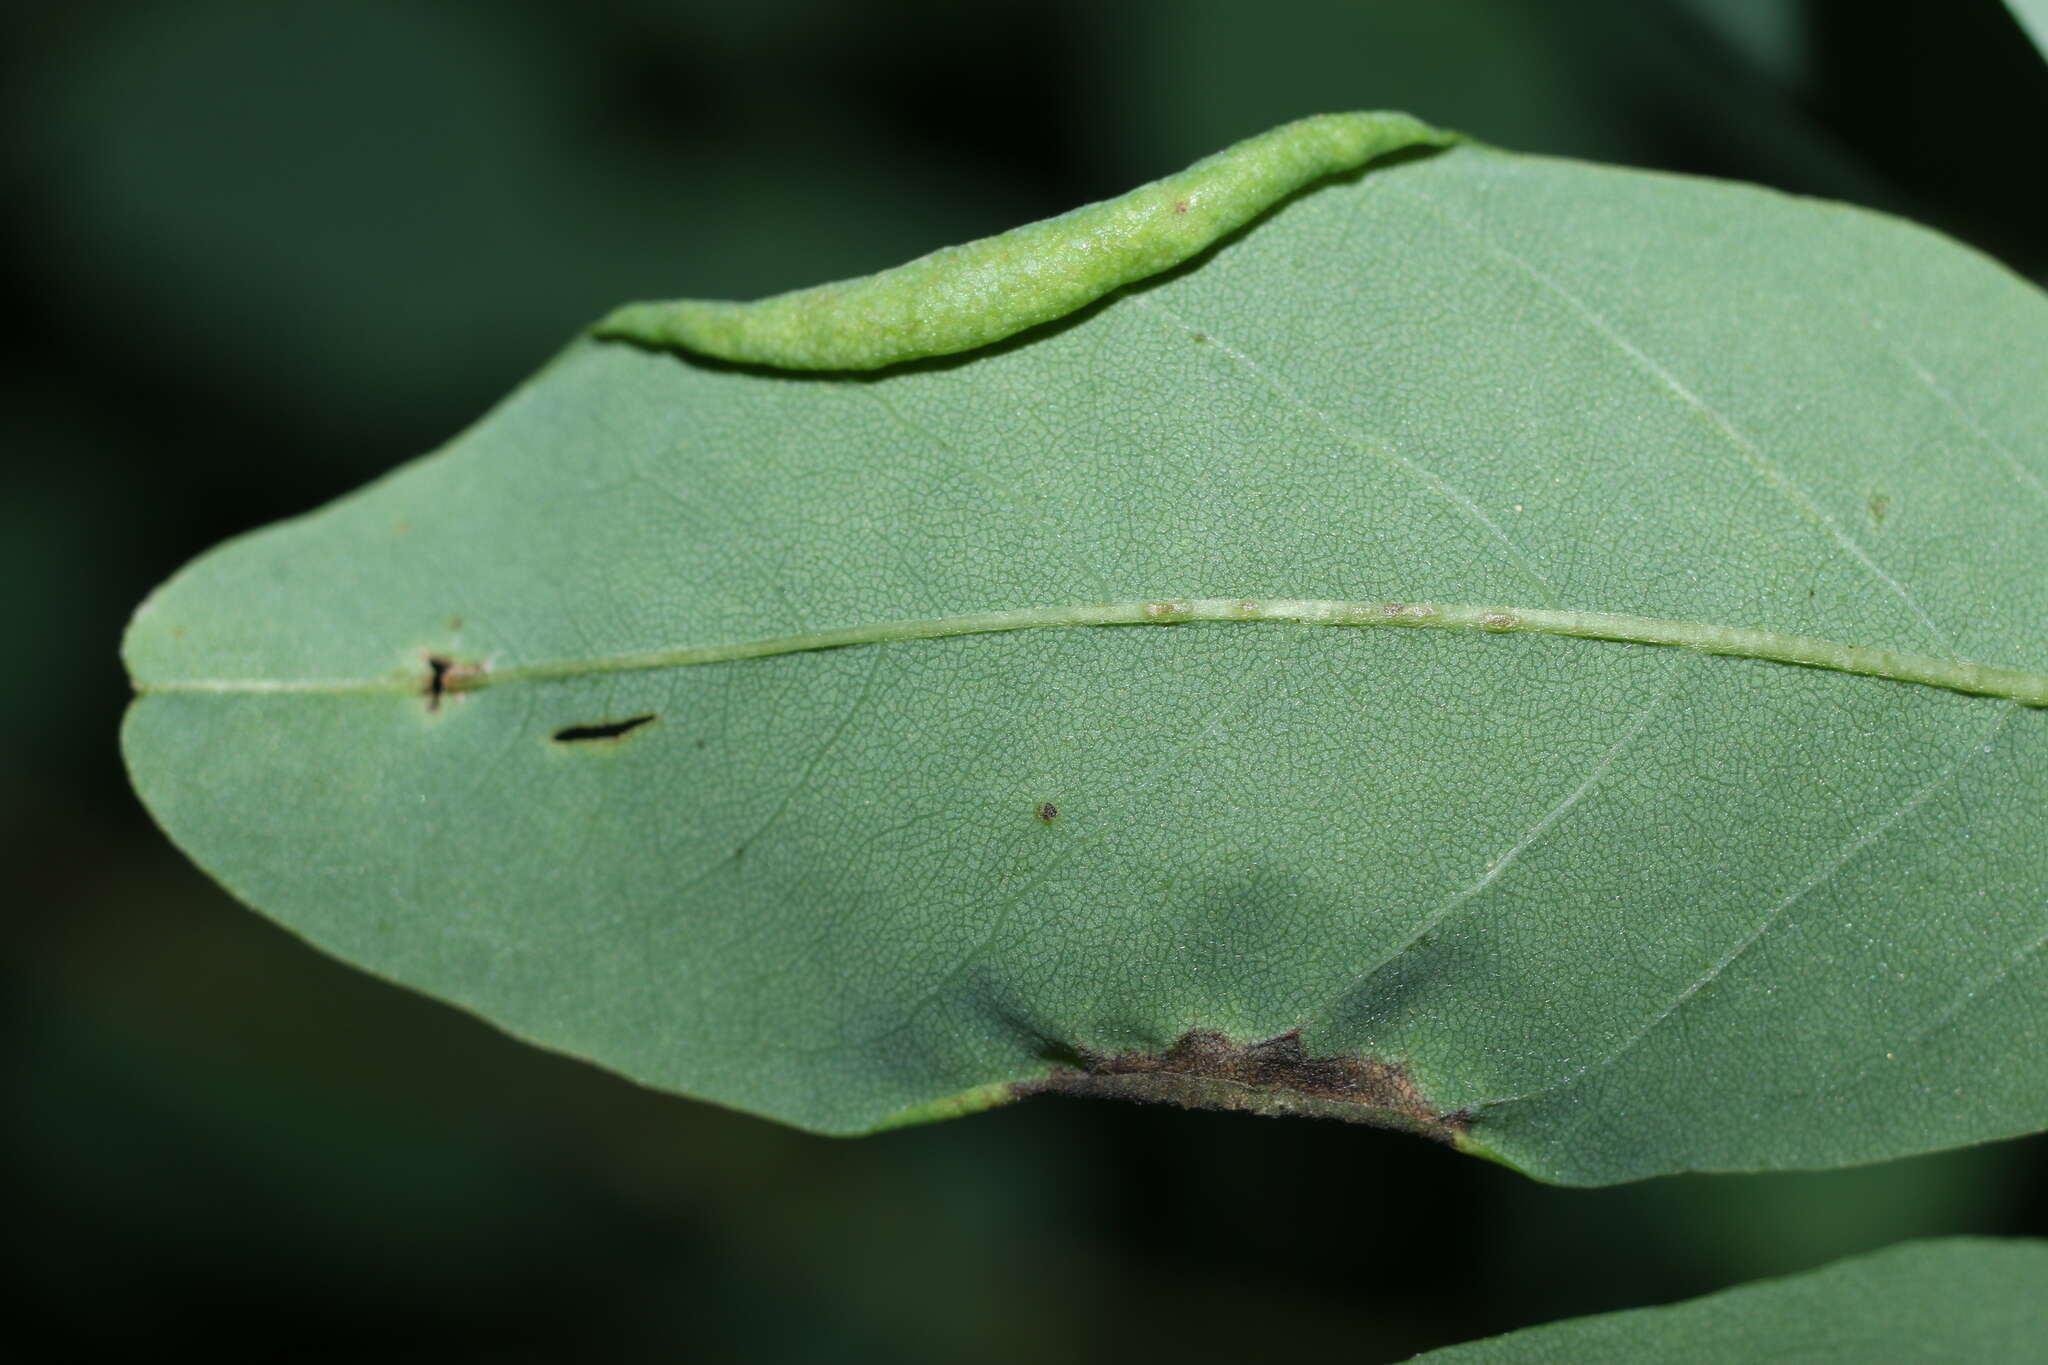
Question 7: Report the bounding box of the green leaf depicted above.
[1410,1238,2048,1362]
[2009,1,2048,62]
[123,114,2048,1184]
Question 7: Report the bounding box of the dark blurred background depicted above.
[6,2,2047,1360]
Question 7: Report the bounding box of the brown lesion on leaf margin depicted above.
[1015,1029,1471,1144]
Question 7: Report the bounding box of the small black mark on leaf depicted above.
[1036,802,1059,823]
[552,714,657,744]
[425,656,452,709]
[423,653,485,712]
[1015,1028,1470,1144]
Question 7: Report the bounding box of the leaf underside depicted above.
[1412,1238,2048,1362]
[124,122,2048,1184]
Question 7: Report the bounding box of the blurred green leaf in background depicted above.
[1413,1240,2048,1361]
[8,2,2047,1360]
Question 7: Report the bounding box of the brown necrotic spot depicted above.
[1014,1028,1470,1143]
[422,653,485,712]
[552,714,657,744]
[1036,802,1059,823]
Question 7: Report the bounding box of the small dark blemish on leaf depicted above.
[1172,199,1189,215]
[1869,490,1891,526]
[423,653,485,712]
[424,655,452,711]
[1014,1028,1470,1144]
[1037,802,1059,823]
[552,714,657,744]
[1479,612,1518,632]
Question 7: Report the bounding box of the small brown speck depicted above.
[1173,199,1189,215]
[1037,803,1059,823]
[422,652,485,712]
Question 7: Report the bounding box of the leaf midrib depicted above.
[133,596,2048,707]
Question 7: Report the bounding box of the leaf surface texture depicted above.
[123,123,2048,1183]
